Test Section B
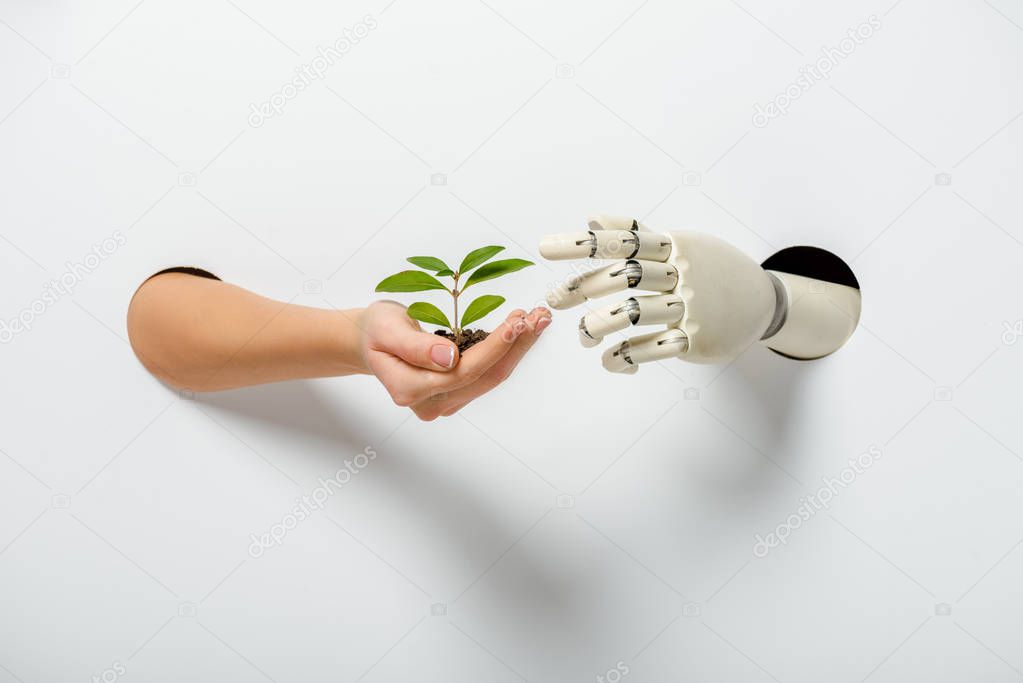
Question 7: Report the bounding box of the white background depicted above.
[2,0,1023,681]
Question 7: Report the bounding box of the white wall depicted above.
[2,0,1022,681]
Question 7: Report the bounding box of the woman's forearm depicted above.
[127,273,367,392]
[127,270,551,419]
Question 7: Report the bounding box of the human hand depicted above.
[357,300,551,420]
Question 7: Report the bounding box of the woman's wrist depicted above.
[332,307,371,376]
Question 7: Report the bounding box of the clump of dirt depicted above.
[435,328,489,353]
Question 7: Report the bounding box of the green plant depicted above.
[375,245,534,346]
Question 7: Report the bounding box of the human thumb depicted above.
[389,326,459,371]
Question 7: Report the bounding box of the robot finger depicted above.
[545,259,679,310]
[601,328,690,374]
[539,229,672,262]
[577,294,685,347]
[588,215,644,231]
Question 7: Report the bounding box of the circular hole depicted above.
[761,246,859,290]
[761,246,861,361]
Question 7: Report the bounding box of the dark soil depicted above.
[435,328,489,353]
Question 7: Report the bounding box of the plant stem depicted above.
[452,274,462,346]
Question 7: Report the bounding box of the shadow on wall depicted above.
[184,355,816,652]
[198,380,380,458]
[709,345,812,459]
[727,344,811,456]
[194,380,575,611]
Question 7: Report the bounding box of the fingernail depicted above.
[503,319,524,342]
[430,344,455,368]
[535,316,551,335]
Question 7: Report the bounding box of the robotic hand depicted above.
[539,216,862,373]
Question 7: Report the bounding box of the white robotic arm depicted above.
[540,216,861,373]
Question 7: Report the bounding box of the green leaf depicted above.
[458,246,505,274]
[463,258,534,289]
[407,302,452,329]
[436,268,454,277]
[460,295,505,327]
[407,256,451,272]
[375,270,448,293]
